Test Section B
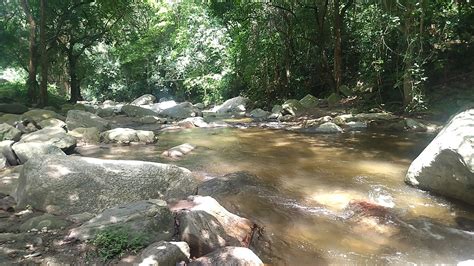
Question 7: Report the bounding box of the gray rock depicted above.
[0,114,22,126]
[162,143,196,159]
[0,103,28,114]
[0,165,22,195]
[345,121,367,130]
[189,247,263,266]
[354,112,397,121]
[405,118,427,132]
[0,154,6,169]
[327,93,341,107]
[66,110,110,132]
[66,212,95,224]
[101,128,155,144]
[282,99,304,116]
[38,118,66,129]
[12,142,65,164]
[0,123,21,141]
[405,109,474,205]
[250,108,269,119]
[135,115,167,124]
[304,122,343,133]
[122,105,160,118]
[68,199,173,242]
[131,94,156,106]
[160,102,199,120]
[271,105,283,114]
[22,109,64,123]
[0,140,17,166]
[299,94,320,108]
[171,196,254,257]
[151,100,177,112]
[18,127,76,151]
[96,107,115,118]
[137,241,190,266]
[16,155,197,215]
[68,127,100,144]
[178,117,208,128]
[194,103,205,109]
[19,213,70,232]
[212,97,249,114]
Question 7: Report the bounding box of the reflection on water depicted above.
[76,127,474,264]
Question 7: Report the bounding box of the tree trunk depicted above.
[333,0,342,94]
[38,0,48,107]
[20,0,38,104]
[68,50,82,103]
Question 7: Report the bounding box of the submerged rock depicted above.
[171,196,254,257]
[66,110,110,132]
[16,155,197,215]
[136,241,190,266]
[189,247,263,266]
[162,143,196,159]
[131,94,156,106]
[101,128,155,144]
[68,199,173,242]
[406,109,474,205]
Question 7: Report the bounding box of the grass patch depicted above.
[92,226,148,261]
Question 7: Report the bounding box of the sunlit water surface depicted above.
[76,127,474,265]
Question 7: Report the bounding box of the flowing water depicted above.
[77,126,474,265]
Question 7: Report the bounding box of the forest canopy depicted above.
[0,0,473,113]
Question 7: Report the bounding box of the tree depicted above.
[19,0,38,104]
[38,0,48,107]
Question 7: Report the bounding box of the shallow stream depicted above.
[77,127,474,264]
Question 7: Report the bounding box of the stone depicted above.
[327,93,341,107]
[0,154,6,170]
[405,118,427,132]
[38,118,66,129]
[136,116,167,124]
[304,122,343,133]
[131,94,156,106]
[15,121,38,134]
[405,109,474,205]
[189,247,263,266]
[68,199,173,243]
[12,142,65,164]
[299,94,320,108]
[179,117,208,128]
[66,110,110,132]
[66,212,95,224]
[171,196,254,257]
[101,128,156,144]
[151,101,177,112]
[332,114,353,125]
[136,241,190,266]
[249,109,269,119]
[0,114,22,126]
[103,100,116,107]
[96,107,114,118]
[159,102,199,120]
[162,144,196,159]
[16,155,197,215]
[282,99,304,116]
[212,97,249,114]
[68,127,100,144]
[22,109,64,123]
[271,105,283,114]
[0,123,21,141]
[354,112,397,121]
[339,85,353,97]
[0,166,22,195]
[19,213,70,232]
[345,121,367,130]
[194,103,205,109]
[18,127,76,151]
[0,103,28,114]
[122,105,160,117]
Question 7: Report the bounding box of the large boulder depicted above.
[0,103,28,114]
[212,97,249,114]
[66,110,110,132]
[12,142,65,164]
[151,100,177,112]
[38,118,66,129]
[189,247,263,266]
[249,109,269,119]
[0,114,22,126]
[101,128,155,144]
[0,123,21,141]
[136,241,190,266]
[21,109,64,123]
[159,102,199,120]
[68,127,100,144]
[16,155,197,215]
[18,127,76,151]
[131,94,156,106]
[171,196,254,257]
[282,99,304,116]
[122,105,160,117]
[405,109,474,205]
[299,94,320,109]
[68,199,173,242]
[0,140,17,166]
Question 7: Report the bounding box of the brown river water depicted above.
[76,126,474,265]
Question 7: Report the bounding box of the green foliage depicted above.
[0,81,66,107]
[92,226,148,261]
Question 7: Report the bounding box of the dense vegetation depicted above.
[1,0,472,113]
